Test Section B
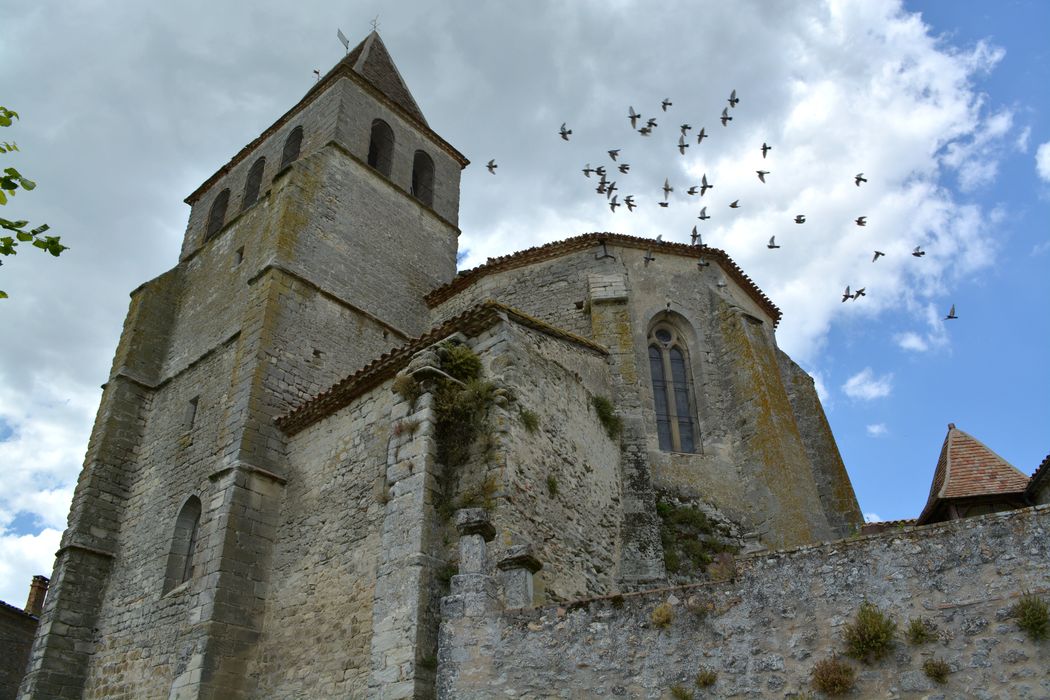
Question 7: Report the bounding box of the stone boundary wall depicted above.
[438,505,1050,699]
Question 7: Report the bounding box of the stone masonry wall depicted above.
[0,606,36,700]
[439,504,1050,699]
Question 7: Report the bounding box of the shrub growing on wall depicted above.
[843,602,896,663]
[811,655,855,696]
[1011,593,1049,641]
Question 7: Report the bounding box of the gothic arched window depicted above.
[163,496,202,594]
[648,324,698,453]
[411,150,434,206]
[204,189,230,241]
[241,157,265,210]
[367,119,395,177]
[280,125,303,170]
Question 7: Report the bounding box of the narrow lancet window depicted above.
[367,119,394,177]
[163,496,202,594]
[242,157,265,210]
[411,150,434,206]
[204,189,230,241]
[648,323,699,453]
[280,126,303,169]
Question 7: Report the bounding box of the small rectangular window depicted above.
[185,396,199,431]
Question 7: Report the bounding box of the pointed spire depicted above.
[917,424,1030,524]
[336,31,428,126]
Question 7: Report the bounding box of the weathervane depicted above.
[370,15,380,32]
[337,28,350,54]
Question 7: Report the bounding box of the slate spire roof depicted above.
[917,423,1030,524]
[335,31,428,126]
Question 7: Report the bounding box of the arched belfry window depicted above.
[204,189,230,241]
[280,125,303,170]
[241,157,265,210]
[411,150,434,206]
[162,496,202,594]
[367,119,394,177]
[648,323,698,453]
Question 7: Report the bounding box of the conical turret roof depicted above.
[917,423,1030,523]
[334,31,428,125]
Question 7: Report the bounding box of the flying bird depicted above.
[663,178,674,198]
[646,117,658,129]
[757,170,769,183]
[680,124,692,135]
[486,159,497,174]
[841,286,853,302]
[605,181,618,197]
[728,89,739,108]
[912,246,926,257]
[582,163,594,178]
[729,200,740,208]
[852,287,866,300]
[767,236,780,249]
[945,304,958,320]
[608,149,620,161]
[700,174,712,196]
[720,108,732,126]
[638,126,652,136]
[794,214,806,224]
[855,173,868,187]
[596,180,607,195]
[678,135,689,155]
[595,165,607,177]
[559,123,572,140]
[658,201,669,208]
[872,250,884,262]
[628,106,640,129]
[761,142,771,158]
[697,256,711,268]
[687,185,699,196]
[697,206,710,221]
[644,249,656,265]
[661,98,672,111]
[696,127,708,144]
[855,216,867,226]
[618,163,631,174]
[624,195,636,211]
[691,226,701,246]
[609,195,620,212]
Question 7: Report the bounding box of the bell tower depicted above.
[21,31,467,700]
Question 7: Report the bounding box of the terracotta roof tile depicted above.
[918,423,1030,523]
[1027,453,1050,496]
[424,232,782,326]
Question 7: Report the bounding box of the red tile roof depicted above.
[917,423,1030,523]
[1027,453,1050,497]
[424,233,782,326]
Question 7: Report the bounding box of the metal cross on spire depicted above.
[370,15,380,32]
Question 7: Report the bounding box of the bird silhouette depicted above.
[677,135,689,155]
[644,249,656,265]
[757,170,769,183]
[872,250,884,262]
[700,174,712,196]
[912,246,926,257]
[794,215,806,224]
[646,118,659,129]
[767,236,780,249]
[841,286,853,302]
[696,127,708,144]
[855,216,867,226]
[596,179,607,195]
[697,206,710,221]
[728,89,739,108]
[697,256,711,268]
[618,163,631,174]
[852,287,866,300]
[761,142,771,158]
[559,123,572,140]
[628,106,640,130]
[608,149,620,161]
[680,124,692,136]
[663,178,674,198]
[855,173,867,187]
[638,126,652,136]
[486,159,497,174]
[582,163,594,178]
[729,200,740,208]
[595,165,607,177]
[658,201,669,208]
[661,98,672,111]
[691,226,701,246]
[609,195,620,212]
[687,185,699,196]
[945,304,958,320]
[605,181,618,198]
[720,108,732,126]
[624,195,636,212]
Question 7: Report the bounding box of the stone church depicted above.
[20,31,864,699]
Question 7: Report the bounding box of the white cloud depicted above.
[895,332,928,352]
[864,512,884,523]
[1037,141,1050,182]
[866,423,888,437]
[0,528,61,608]
[1032,239,1050,257]
[1015,126,1030,152]
[842,368,894,400]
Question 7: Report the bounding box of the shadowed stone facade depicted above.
[21,32,867,699]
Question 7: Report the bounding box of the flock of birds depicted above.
[484,89,958,321]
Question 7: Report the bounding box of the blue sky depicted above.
[0,0,1048,605]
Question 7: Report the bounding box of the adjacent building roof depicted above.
[424,232,783,326]
[917,423,1031,524]
[1026,453,1050,499]
[186,31,466,205]
[276,300,608,436]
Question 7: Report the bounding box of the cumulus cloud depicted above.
[842,368,894,400]
[0,528,61,609]
[1037,142,1050,182]
[864,512,884,523]
[866,423,888,437]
